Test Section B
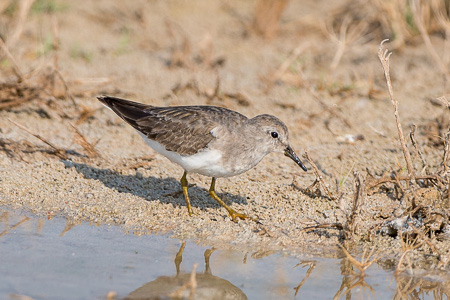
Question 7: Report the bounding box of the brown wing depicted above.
[97,95,247,155]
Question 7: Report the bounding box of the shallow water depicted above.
[0,209,447,300]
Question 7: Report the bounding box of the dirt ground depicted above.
[1,0,449,272]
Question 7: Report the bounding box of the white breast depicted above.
[139,133,236,178]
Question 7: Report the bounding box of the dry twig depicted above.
[70,123,101,158]
[410,124,428,174]
[442,131,450,175]
[345,172,365,240]
[377,40,416,183]
[303,151,335,200]
[8,118,69,160]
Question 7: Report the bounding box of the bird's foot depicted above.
[187,206,201,217]
[228,209,259,223]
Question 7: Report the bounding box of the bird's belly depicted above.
[140,134,236,177]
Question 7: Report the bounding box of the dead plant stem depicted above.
[410,124,428,174]
[377,40,416,183]
[70,123,101,158]
[346,172,365,239]
[303,151,335,200]
[8,118,68,160]
[443,131,450,174]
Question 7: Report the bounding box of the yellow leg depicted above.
[208,177,255,222]
[174,241,186,275]
[204,248,216,275]
[180,171,193,216]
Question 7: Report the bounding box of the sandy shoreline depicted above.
[0,0,449,271]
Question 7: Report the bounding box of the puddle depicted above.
[1,209,448,300]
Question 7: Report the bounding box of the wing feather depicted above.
[97,95,247,156]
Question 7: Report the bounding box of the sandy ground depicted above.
[1,0,449,268]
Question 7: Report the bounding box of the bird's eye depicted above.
[271,131,279,138]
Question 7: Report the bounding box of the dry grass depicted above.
[327,16,369,73]
[0,3,108,122]
[293,38,449,272]
[8,118,69,160]
[330,0,450,49]
[70,123,101,158]
[339,244,381,276]
[411,0,450,83]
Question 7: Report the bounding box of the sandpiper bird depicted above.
[97,96,307,221]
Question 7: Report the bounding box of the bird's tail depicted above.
[97,95,152,125]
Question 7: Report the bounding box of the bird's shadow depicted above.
[65,161,247,211]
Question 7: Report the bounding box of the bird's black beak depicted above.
[284,146,307,172]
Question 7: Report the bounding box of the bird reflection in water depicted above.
[126,241,247,300]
